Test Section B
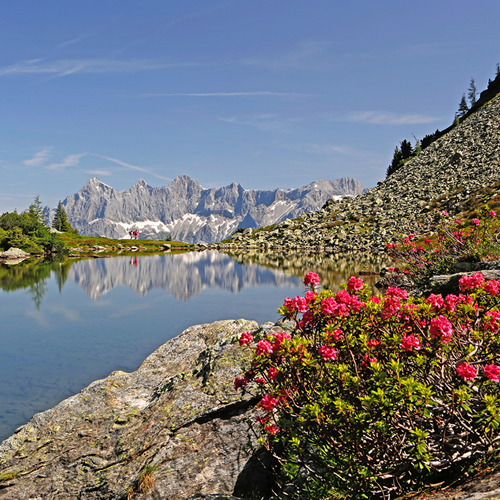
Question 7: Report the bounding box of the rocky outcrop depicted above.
[45,176,367,244]
[223,94,500,253]
[0,248,31,265]
[0,319,289,500]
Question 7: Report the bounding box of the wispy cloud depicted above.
[49,305,81,322]
[0,58,196,77]
[86,169,112,177]
[242,41,333,70]
[218,113,302,133]
[348,111,440,125]
[46,153,87,171]
[299,143,384,160]
[56,32,95,49]
[24,148,53,167]
[93,154,172,181]
[144,91,314,97]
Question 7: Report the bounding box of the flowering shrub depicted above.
[385,207,500,287]
[236,273,500,499]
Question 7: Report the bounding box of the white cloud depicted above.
[86,169,112,176]
[0,59,195,77]
[348,111,440,125]
[46,153,87,171]
[144,91,313,97]
[93,154,172,181]
[24,148,53,167]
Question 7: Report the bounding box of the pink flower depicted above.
[239,331,254,346]
[489,210,496,218]
[347,276,364,292]
[445,294,459,312]
[336,289,352,304]
[427,294,444,309]
[271,332,291,352]
[442,211,449,216]
[256,340,273,356]
[456,362,477,381]
[484,311,500,332]
[234,376,248,390]
[400,334,421,352]
[429,315,453,343]
[304,272,320,287]
[329,328,344,341]
[255,377,266,384]
[268,367,279,381]
[318,345,337,361]
[263,424,280,435]
[382,296,401,318]
[386,286,408,299]
[459,272,485,291]
[484,280,500,296]
[321,297,349,317]
[367,338,380,348]
[369,296,381,304]
[260,393,279,412]
[362,353,377,365]
[472,218,480,226]
[350,296,365,313]
[484,364,500,382]
[455,219,462,224]
[305,290,316,304]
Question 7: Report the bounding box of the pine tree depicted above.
[468,77,477,106]
[400,139,413,160]
[26,195,45,224]
[386,146,403,177]
[457,93,469,118]
[52,201,75,233]
[496,63,500,77]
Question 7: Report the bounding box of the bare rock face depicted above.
[0,320,286,500]
[0,248,30,259]
[45,176,367,244]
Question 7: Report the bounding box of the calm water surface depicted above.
[0,250,387,441]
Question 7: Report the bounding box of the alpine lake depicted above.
[0,249,390,442]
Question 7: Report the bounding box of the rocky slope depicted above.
[222,93,500,252]
[0,319,288,500]
[46,176,366,244]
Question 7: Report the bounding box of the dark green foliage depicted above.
[0,196,66,253]
[52,201,77,233]
[421,129,441,149]
[386,140,417,177]
[468,77,477,106]
[496,62,500,77]
[457,93,469,118]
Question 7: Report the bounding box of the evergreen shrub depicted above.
[236,272,500,499]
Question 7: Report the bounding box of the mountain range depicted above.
[46,175,367,243]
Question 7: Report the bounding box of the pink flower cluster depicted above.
[318,345,337,361]
[260,393,279,412]
[429,315,453,343]
[400,334,421,352]
[459,272,485,292]
[239,331,254,346]
[456,362,477,381]
[484,364,500,382]
[284,296,308,313]
[304,271,320,287]
[347,276,364,292]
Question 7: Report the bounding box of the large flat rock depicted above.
[0,319,284,499]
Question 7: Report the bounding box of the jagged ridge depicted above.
[46,176,367,244]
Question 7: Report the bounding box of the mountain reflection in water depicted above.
[69,251,302,301]
[0,250,391,307]
[0,250,390,442]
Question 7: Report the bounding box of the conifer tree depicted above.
[496,63,500,77]
[52,201,75,233]
[457,93,469,118]
[468,77,477,106]
[27,195,45,224]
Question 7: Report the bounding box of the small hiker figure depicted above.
[133,230,139,240]
[130,256,138,266]
[129,230,134,239]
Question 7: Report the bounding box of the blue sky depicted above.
[1,0,499,212]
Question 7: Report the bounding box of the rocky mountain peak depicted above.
[48,176,367,243]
